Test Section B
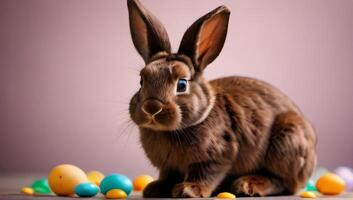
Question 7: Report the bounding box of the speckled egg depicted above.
[100,173,133,195]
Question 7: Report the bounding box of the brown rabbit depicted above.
[127,0,316,197]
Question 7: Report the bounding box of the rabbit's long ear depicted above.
[178,6,230,72]
[127,0,171,63]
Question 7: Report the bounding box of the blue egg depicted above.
[75,182,99,197]
[100,173,133,195]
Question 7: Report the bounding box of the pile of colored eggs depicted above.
[21,164,351,198]
[21,163,155,198]
[101,173,154,198]
[299,166,352,198]
[299,172,345,198]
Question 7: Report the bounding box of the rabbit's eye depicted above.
[140,78,143,86]
[177,79,187,93]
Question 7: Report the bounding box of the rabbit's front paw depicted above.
[232,175,283,197]
[172,182,211,198]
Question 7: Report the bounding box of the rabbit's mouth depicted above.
[139,109,181,131]
[130,99,182,131]
[140,119,159,129]
[139,118,171,131]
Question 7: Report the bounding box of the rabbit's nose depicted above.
[142,99,164,117]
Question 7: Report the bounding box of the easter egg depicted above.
[48,164,88,196]
[106,189,127,199]
[31,178,51,194]
[334,167,353,191]
[133,175,154,191]
[100,173,133,195]
[75,183,99,197]
[300,191,317,198]
[316,172,345,195]
[21,187,34,195]
[87,171,105,186]
[304,179,317,191]
[216,192,236,199]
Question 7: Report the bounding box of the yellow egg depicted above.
[21,187,34,195]
[133,175,154,191]
[87,171,105,186]
[316,172,345,195]
[106,189,127,199]
[216,192,236,199]
[48,164,88,196]
[300,191,317,198]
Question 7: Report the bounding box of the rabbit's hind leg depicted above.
[263,111,316,194]
[230,111,316,197]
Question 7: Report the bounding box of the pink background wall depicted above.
[1,0,353,178]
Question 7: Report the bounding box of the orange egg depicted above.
[133,175,154,191]
[87,171,105,186]
[316,172,345,195]
[48,164,88,196]
[106,189,127,199]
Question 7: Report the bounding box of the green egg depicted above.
[31,178,51,194]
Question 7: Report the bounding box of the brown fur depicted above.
[127,0,316,197]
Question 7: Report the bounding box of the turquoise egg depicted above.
[100,173,132,195]
[31,178,51,194]
[305,179,317,191]
[75,183,99,197]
